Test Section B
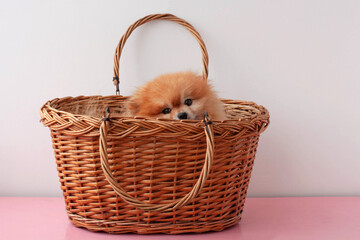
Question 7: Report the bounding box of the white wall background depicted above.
[1,0,359,197]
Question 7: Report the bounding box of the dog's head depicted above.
[127,72,217,120]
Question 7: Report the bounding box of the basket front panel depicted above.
[50,127,260,233]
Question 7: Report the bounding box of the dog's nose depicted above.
[178,112,188,119]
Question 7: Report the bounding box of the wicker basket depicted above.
[40,13,269,234]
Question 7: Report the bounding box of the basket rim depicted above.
[40,95,270,137]
[40,95,269,123]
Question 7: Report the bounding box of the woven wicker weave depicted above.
[40,13,269,234]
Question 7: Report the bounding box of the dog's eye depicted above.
[162,108,172,114]
[184,99,192,106]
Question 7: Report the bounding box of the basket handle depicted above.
[99,113,214,212]
[113,13,209,95]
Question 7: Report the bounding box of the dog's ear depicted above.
[126,97,139,114]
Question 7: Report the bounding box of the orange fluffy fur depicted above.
[127,72,226,120]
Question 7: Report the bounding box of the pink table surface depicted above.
[0,197,359,240]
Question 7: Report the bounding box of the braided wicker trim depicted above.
[40,96,269,138]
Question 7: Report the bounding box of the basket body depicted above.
[40,95,269,234]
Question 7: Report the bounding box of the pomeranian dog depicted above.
[127,72,226,120]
